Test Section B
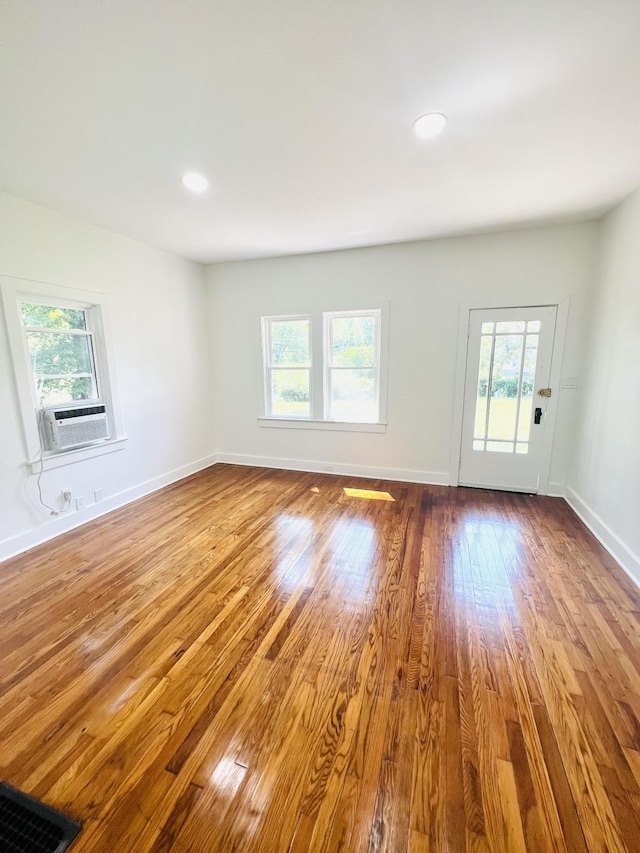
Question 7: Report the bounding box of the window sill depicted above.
[27,437,128,474]
[258,418,387,434]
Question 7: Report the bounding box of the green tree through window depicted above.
[20,302,99,406]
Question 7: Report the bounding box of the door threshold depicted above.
[458,483,538,495]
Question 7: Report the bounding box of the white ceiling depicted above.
[3,1,640,263]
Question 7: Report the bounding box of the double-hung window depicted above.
[262,316,312,418]
[20,301,100,407]
[324,310,380,422]
[261,306,387,430]
[1,275,125,470]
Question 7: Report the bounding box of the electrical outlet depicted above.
[62,488,72,503]
[75,496,85,511]
[94,488,104,503]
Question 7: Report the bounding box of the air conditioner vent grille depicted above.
[54,405,106,420]
[43,406,110,452]
[57,418,109,447]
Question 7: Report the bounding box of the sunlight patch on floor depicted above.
[343,487,395,502]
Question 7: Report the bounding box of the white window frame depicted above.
[261,314,313,419]
[324,309,381,423]
[19,296,102,408]
[1,276,127,471]
[259,303,388,433]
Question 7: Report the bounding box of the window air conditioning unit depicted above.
[42,405,110,452]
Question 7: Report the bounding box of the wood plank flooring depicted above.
[2,464,640,851]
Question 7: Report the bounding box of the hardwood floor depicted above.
[2,464,640,851]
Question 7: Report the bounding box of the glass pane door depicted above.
[472,320,541,455]
[459,305,557,494]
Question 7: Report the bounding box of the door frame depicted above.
[448,297,570,494]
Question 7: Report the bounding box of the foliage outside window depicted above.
[262,309,383,424]
[263,317,312,417]
[325,312,379,422]
[20,302,100,407]
[2,276,125,470]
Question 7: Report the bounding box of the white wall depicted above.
[568,189,640,582]
[207,222,598,487]
[1,196,609,567]
[0,193,213,560]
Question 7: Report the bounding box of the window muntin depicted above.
[325,311,380,422]
[20,301,100,407]
[2,276,126,470]
[263,317,312,418]
[261,309,384,425]
[472,319,540,454]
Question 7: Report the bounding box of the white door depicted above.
[459,306,557,493]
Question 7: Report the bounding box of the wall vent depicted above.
[0,782,81,852]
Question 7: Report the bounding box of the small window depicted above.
[19,302,100,407]
[262,316,312,418]
[2,275,125,470]
[325,310,380,422]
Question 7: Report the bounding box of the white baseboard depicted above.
[216,452,449,487]
[546,482,566,498]
[0,453,219,564]
[1,450,447,564]
[7,451,636,603]
[565,486,640,589]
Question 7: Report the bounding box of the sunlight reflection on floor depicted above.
[343,487,395,502]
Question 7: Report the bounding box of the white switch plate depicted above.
[562,376,578,389]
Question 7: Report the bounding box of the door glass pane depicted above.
[474,336,493,439]
[470,317,544,457]
[487,334,523,440]
[271,369,310,417]
[517,334,539,443]
[329,368,376,421]
[496,321,525,334]
[270,320,310,366]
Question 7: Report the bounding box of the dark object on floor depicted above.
[0,782,81,852]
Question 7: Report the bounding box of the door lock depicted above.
[534,407,543,424]
[538,388,552,397]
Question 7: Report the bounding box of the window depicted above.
[325,311,379,422]
[19,301,100,407]
[1,276,125,470]
[263,316,312,418]
[260,306,387,431]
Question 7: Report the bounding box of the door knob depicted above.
[534,407,543,424]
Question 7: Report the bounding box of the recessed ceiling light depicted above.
[412,112,447,140]
[181,172,209,193]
